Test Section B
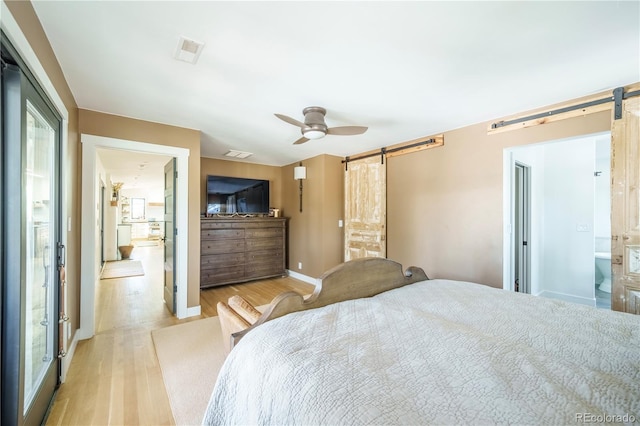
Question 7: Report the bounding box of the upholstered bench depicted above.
[217,295,262,354]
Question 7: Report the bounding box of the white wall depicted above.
[594,138,611,250]
[103,176,118,261]
[541,137,595,304]
[95,155,119,262]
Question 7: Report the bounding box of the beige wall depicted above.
[282,154,344,277]
[79,109,202,306]
[5,0,82,344]
[201,155,343,278]
[387,109,612,287]
[200,158,283,215]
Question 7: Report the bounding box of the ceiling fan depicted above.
[275,106,368,145]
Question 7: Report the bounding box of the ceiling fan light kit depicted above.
[303,129,326,140]
[275,106,368,145]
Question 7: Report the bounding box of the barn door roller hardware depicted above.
[490,86,640,130]
[342,137,441,171]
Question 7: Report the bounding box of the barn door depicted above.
[611,94,640,314]
[344,155,386,260]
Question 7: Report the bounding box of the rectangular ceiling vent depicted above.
[174,36,204,64]
[224,150,253,159]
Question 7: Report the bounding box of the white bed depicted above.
[204,259,640,425]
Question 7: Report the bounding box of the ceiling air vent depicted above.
[174,36,204,64]
[224,150,253,159]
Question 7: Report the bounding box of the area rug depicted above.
[135,240,158,247]
[100,260,144,279]
[152,304,267,425]
[151,316,227,426]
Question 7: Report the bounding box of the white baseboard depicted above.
[186,305,201,317]
[60,331,80,383]
[287,270,319,286]
[537,290,596,307]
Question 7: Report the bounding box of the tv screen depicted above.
[206,175,270,215]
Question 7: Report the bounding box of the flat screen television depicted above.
[205,175,270,215]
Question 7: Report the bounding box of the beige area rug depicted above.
[135,240,158,247]
[100,260,144,279]
[151,317,227,426]
[152,304,267,425]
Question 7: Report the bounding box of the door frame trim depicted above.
[79,134,190,340]
[502,151,514,291]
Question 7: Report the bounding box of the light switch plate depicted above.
[576,224,590,232]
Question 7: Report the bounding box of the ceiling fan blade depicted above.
[275,113,306,128]
[293,136,310,145]
[326,126,368,136]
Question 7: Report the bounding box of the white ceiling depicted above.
[96,148,171,195]
[33,1,639,174]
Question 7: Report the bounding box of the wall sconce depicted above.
[294,163,306,212]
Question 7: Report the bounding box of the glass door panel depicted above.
[23,101,56,412]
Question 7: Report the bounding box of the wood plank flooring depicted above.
[45,243,314,425]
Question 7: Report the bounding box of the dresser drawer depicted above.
[245,262,284,278]
[238,221,283,229]
[245,227,283,239]
[201,221,233,230]
[201,228,245,240]
[245,237,283,251]
[246,249,284,264]
[202,239,244,255]
[200,265,244,285]
[201,252,245,270]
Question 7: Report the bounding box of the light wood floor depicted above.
[45,243,314,425]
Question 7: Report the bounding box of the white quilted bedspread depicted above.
[203,279,640,425]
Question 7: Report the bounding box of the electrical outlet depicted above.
[338,220,343,228]
[298,262,302,269]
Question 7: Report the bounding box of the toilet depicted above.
[594,252,612,293]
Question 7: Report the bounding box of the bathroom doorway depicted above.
[503,131,612,309]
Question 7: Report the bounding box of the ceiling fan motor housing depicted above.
[302,106,328,136]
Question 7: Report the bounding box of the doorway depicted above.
[97,149,173,312]
[503,131,611,307]
[79,134,191,340]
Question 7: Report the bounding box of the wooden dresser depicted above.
[200,217,287,288]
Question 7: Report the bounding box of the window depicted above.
[131,197,145,220]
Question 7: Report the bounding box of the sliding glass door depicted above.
[2,36,62,426]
